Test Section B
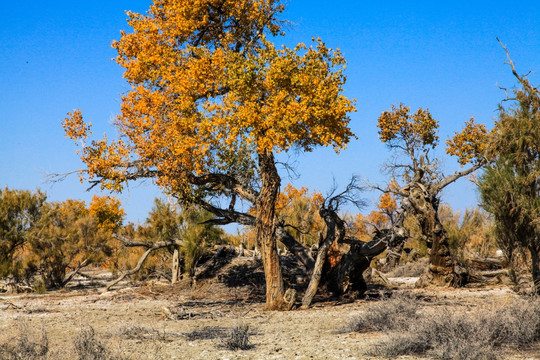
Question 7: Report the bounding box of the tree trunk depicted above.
[301,209,339,308]
[530,246,540,295]
[407,186,465,287]
[171,247,180,284]
[322,230,396,297]
[256,150,291,310]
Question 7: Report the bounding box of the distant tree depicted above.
[62,0,355,309]
[88,195,125,232]
[28,200,114,288]
[180,205,224,278]
[376,104,489,286]
[109,198,223,288]
[0,187,46,284]
[273,184,324,247]
[479,44,540,293]
[439,204,496,260]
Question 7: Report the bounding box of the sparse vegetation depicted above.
[344,292,420,333]
[73,326,111,360]
[0,321,49,360]
[347,293,540,359]
[219,323,252,351]
[385,257,428,278]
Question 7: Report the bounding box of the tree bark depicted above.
[530,246,540,295]
[301,208,340,308]
[407,185,465,287]
[256,150,291,310]
[171,247,180,284]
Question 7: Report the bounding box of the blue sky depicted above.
[1,1,539,224]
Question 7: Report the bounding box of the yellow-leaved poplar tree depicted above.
[376,104,489,287]
[62,0,355,309]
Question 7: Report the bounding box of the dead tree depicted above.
[301,178,409,308]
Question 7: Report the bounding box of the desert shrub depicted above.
[32,278,47,294]
[356,294,540,359]
[219,323,252,351]
[118,324,174,343]
[346,292,420,332]
[73,326,113,360]
[0,321,49,360]
[385,257,428,277]
[184,326,228,341]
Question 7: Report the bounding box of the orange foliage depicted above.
[377,103,439,149]
[445,117,489,166]
[88,195,125,232]
[63,1,356,197]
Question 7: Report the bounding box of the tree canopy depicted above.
[62,0,355,198]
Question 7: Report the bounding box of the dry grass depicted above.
[348,293,540,359]
[343,291,420,332]
[385,257,428,277]
[0,321,49,360]
[73,326,115,360]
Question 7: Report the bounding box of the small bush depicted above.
[73,326,111,360]
[184,326,228,341]
[32,278,47,294]
[219,323,252,350]
[0,322,49,360]
[345,292,420,332]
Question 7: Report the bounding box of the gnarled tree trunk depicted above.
[407,185,465,287]
[256,150,293,310]
[530,246,540,295]
[301,208,342,308]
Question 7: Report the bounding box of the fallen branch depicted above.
[105,236,184,291]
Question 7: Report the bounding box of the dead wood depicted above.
[105,236,184,291]
[469,257,505,270]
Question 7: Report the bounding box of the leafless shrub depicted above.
[386,258,428,277]
[345,291,420,333]
[184,326,228,341]
[359,295,540,359]
[0,321,49,360]
[73,326,116,360]
[219,323,252,350]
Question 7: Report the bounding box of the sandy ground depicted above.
[1,275,539,360]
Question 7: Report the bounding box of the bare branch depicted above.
[436,159,485,193]
[189,173,258,203]
[114,234,184,248]
[105,247,154,291]
[324,175,367,211]
[105,235,184,291]
[497,37,538,96]
[194,198,256,226]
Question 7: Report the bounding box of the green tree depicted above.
[439,204,496,261]
[479,44,540,292]
[180,205,224,278]
[0,187,46,284]
[28,200,114,288]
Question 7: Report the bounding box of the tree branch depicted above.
[436,159,485,193]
